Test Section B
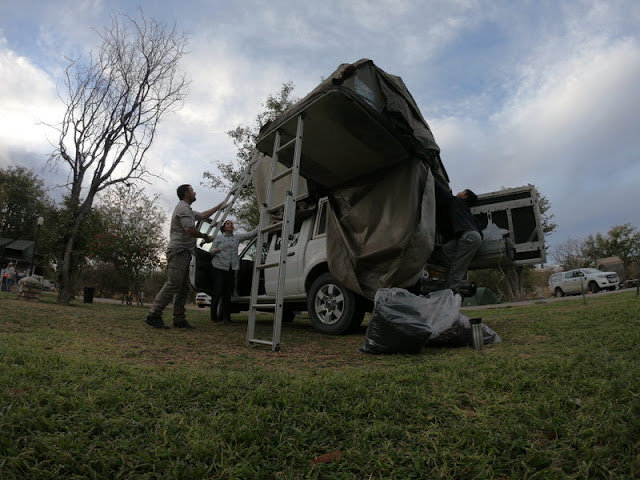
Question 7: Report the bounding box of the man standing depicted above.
[145,184,223,329]
[434,180,483,292]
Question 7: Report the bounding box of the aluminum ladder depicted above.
[246,114,304,351]
[199,153,262,246]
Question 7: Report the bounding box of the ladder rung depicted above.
[248,338,274,346]
[261,222,283,233]
[252,303,276,309]
[257,262,279,270]
[275,137,296,153]
[267,202,286,214]
[272,167,293,182]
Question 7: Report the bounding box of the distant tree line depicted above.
[0,165,167,301]
[553,224,640,279]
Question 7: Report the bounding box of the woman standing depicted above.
[210,220,257,324]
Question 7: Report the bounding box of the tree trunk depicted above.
[505,265,525,301]
[56,198,92,305]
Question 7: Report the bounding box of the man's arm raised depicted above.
[201,201,225,219]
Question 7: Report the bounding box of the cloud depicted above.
[427,21,640,248]
[1,0,639,255]
[0,37,61,160]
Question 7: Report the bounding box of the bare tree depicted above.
[48,10,189,304]
[552,237,589,270]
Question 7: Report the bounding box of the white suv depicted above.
[548,268,619,297]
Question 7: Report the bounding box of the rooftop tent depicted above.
[254,59,446,298]
[256,58,448,188]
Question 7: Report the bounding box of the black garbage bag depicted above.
[359,288,501,354]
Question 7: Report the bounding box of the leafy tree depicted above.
[39,196,106,290]
[91,185,166,301]
[582,223,640,276]
[202,82,297,229]
[0,166,54,239]
[46,9,189,305]
[536,189,557,238]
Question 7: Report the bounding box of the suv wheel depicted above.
[554,288,564,298]
[589,282,600,294]
[307,272,362,335]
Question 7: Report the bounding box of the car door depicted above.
[562,271,577,294]
[188,220,221,294]
[263,221,303,296]
[564,270,585,294]
[234,238,266,297]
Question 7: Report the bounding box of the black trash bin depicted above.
[83,287,95,303]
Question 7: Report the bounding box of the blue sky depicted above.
[1,0,639,262]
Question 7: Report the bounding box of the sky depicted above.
[1,0,639,263]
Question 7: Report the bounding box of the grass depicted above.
[1,291,639,479]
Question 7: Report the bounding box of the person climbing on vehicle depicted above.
[433,179,483,293]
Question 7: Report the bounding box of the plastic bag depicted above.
[359,288,501,354]
[427,312,502,348]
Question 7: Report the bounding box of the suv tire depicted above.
[554,288,564,298]
[307,272,362,335]
[589,282,600,294]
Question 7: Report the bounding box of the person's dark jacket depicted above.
[434,180,483,242]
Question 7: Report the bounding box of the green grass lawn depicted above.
[1,291,639,479]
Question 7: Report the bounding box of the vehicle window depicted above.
[274,222,301,251]
[564,272,573,280]
[314,198,328,237]
[241,238,269,263]
[196,219,214,250]
[241,241,257,261]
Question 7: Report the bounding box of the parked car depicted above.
[548,268,619,297]
[195,292,211,308]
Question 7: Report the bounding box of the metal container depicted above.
[470,318,483,350]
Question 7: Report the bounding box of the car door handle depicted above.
[288,252,295,256]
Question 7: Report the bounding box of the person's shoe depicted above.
[173,321,195,329]
[145,315,169,329]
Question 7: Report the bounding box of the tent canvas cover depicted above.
[254,59,448,299]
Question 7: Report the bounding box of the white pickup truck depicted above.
[190,185,546,335]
